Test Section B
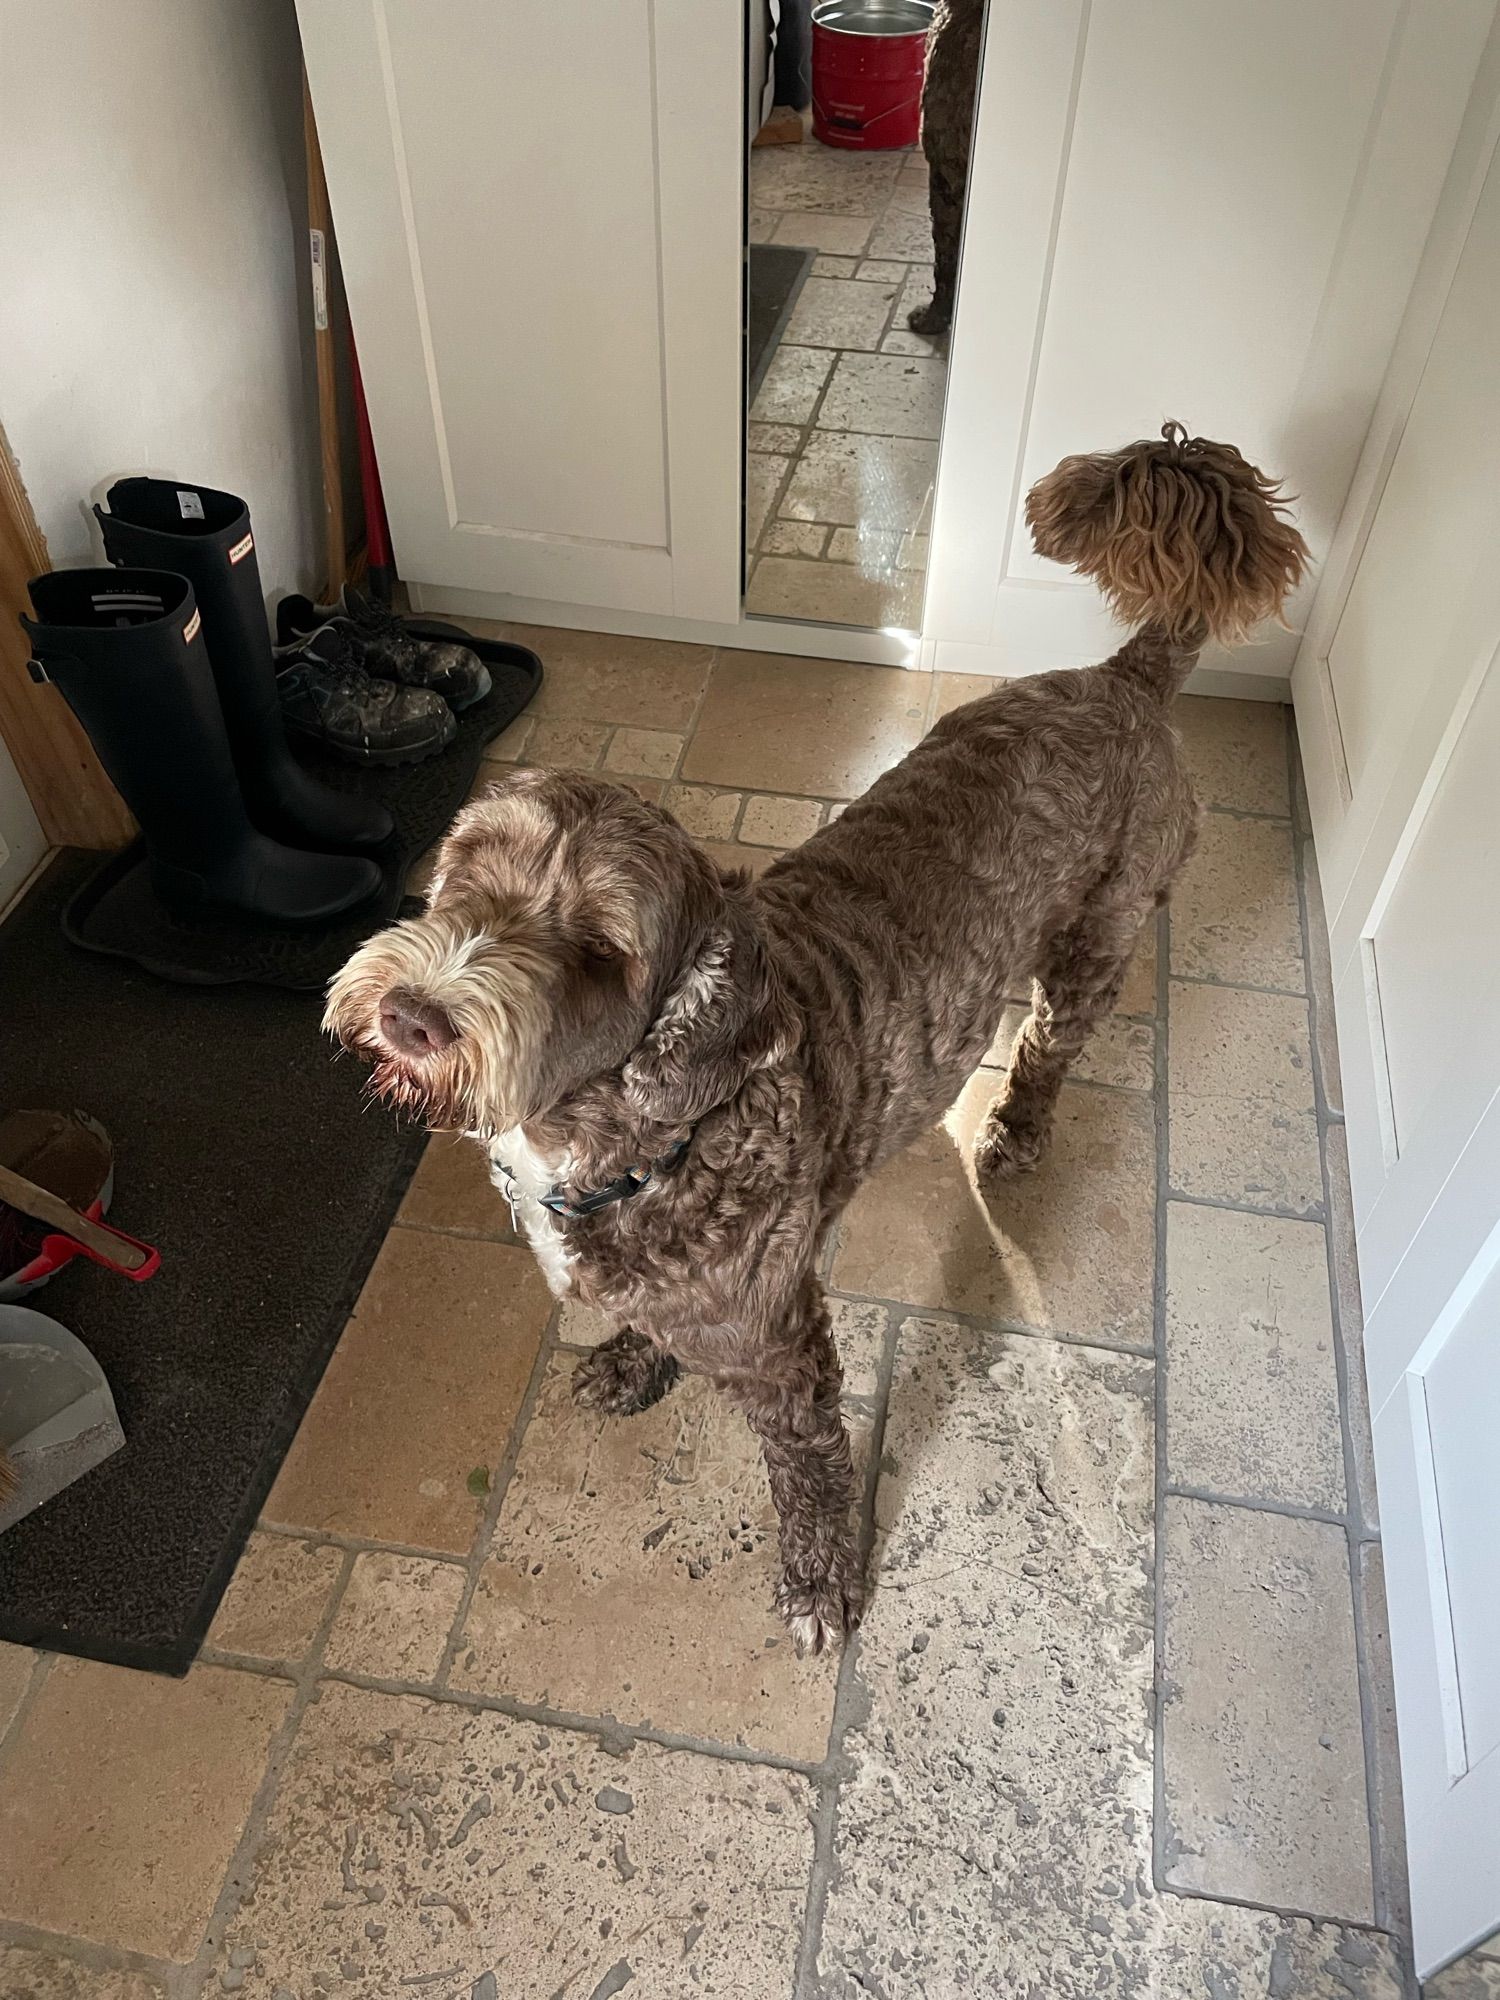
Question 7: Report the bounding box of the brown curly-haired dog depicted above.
[326,425,1306,1656]
[908,0,985,336]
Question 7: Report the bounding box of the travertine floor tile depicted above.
[881,264,943,357]
[701,840,783,878]
[267,1233,549,1552]
[451,1359,848,1759]
[1119,923,1160,1016]
[395,1132,511,1239]
[770,210,871,256]
[1161,1497,1372,1920]
[745,554,924,628]
[739,793,823,847]
[1427,1946,1500,1998]
[210,1682,813,1998]
[866,205,935,261]
[813,253,857,277]
[778,430,937,530]
[0,1948,169,1999]
[749,145,901,214]
[759,518,827,556]
[509,625,712,731]
[785,275,898,351]
[825,524,927,569]
[1169,980,1321,1214]
[0,1640,35,1737]
[821,1320,1157,1992]
[985,1003,1155,1090]
[745,451,790,543]
[833,1074,1157,1348]
[1172,812,1305,991]
[750,343,835,426]
[816,352,945,439]
[663,783,742,840]
[323,1551,466,1683]
[524,716,608,771]
[207,1531,343,1662]
[1166,1203,1344,1509]
[603,725,683,780]
[1175,694,1290,816]
[684,651,926,797]
[829,1295,889,1399]
[0,1659,287,1959]
[748,420,803,455]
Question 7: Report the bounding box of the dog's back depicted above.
[752,425,1308,1185]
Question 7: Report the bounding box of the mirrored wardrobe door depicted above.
[744,0,983,633]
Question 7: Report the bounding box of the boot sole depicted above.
[283,720,456,768]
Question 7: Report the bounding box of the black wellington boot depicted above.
[22,570,382,924]
[95,478,394,853]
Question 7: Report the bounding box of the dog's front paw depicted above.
[974,1113,1050,1181]
[571,1329,680,1417]
[776,1551,866,1659]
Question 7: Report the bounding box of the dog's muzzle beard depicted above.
[323,911,552,1136]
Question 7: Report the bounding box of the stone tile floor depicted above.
[0,638,1440,1996]
[747,131,940,630]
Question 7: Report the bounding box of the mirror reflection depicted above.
[745,0,982,631]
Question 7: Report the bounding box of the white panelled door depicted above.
[925,0,1493,686]
[297,0,743,623]
[1293,31,1500,1976]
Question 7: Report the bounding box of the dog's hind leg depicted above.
[571,1327,681,1416]
[976,901,1147,1180]
[722,1279,864,1657]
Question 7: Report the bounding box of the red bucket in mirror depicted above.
[811,0,934,151]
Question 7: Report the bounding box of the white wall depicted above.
[0,0,322,607]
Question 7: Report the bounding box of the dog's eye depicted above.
[580,935,619,965]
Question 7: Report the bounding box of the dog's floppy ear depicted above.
[623,899,796,1128]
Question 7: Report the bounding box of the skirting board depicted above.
[407,583,1292,702]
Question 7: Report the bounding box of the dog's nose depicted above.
[379,987,456,1057]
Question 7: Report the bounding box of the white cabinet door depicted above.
[1293,31,1500,1975]
[925,0,1493,686]
[298,0,742,623]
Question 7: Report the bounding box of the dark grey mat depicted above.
[0,851,427,1674]
[748,242,817,406]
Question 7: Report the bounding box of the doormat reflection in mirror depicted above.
[748,242,817,405]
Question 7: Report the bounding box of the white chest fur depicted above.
[480,1129,577,1299]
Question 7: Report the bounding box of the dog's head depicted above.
[324,769,794,1137]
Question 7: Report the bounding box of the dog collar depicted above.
[500,1138,691,1222]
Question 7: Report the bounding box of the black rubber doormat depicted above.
[63,627,542,991]
[0,851,426,1673]
[748,242,816,406]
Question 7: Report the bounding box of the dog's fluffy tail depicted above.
[1025,422,1308,663]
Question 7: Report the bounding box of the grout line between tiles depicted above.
[0,1919,182,1995]
[1164,1483,1350,1530]
[432,1297,567,1694]
[1169,969,1308,1002]
[793,1279,903,1996]
[1165,1186,1325,1225]
[1290,719,1394,1941]
[253,1520,476,1566]
[180,1544,360,1995]
[1149,899,1176,1901]
[0,1645,53,1785]
[189,1651,825,1785]
[819,1282,1156,1362]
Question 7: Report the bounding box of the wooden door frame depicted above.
[0,428,133,850]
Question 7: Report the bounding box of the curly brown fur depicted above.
[326,429,1300,1657]
[1026,421,1309,645]
[909,0,985,336]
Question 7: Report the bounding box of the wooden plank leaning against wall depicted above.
[0,426,134,851]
